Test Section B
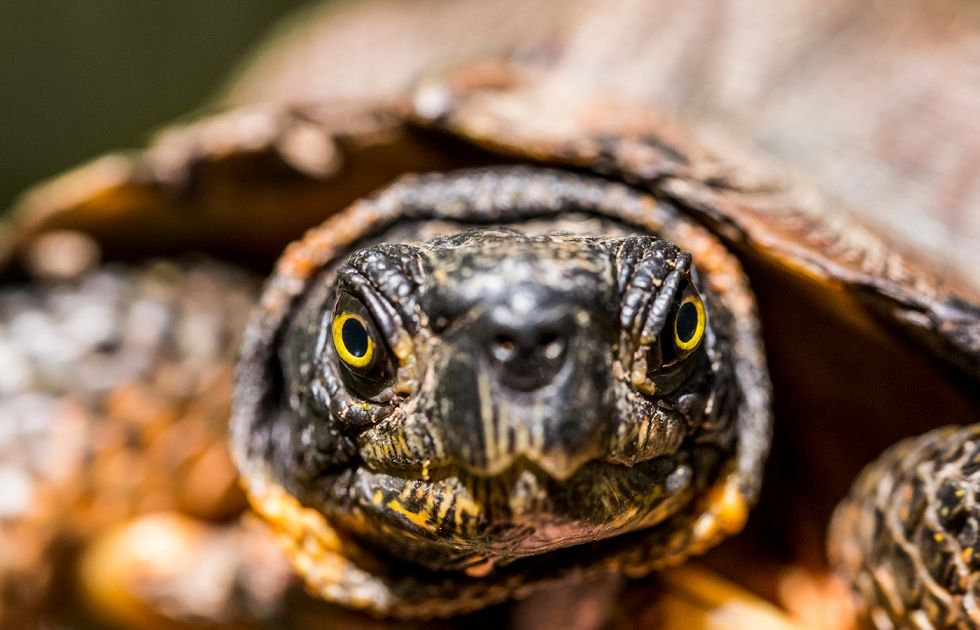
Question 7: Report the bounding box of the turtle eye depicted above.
[658,284,706,370]
[333,313,374,368]
[331,293,394,398]
[673,292,705,353]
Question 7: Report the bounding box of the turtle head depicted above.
[231,169,760,609]
[262,226,732,569]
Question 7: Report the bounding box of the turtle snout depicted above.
[427,283,616,479]
[484,304,572,392]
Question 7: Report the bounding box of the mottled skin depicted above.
[233,167,770,616]
[831,426,980,628]
[297,230,727,560]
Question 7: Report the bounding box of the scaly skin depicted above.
[830,425,980,628]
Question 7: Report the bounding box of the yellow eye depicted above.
[673,293,705,352]
[332,312,374,368]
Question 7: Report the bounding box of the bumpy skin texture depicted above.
[830,426,980,628]
[289,231,730,564]
[233,166,771,617]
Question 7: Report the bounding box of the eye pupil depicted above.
[675,301,699,344]
[341,318,370,358]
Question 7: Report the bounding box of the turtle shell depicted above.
[2,0,979,625]
[6,0,978,512]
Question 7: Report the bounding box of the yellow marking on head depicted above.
[435,490,452,526]
[450,492,483,536]
[630,353,650,390]
[372,490,383,505]
[497,394,509,464]
[515,424,529,453]
[477,368,497,465]
[637,416,651,451]
[612,505,641,528]
[454,497,464,532]
[395,433,411,459]
[387,499,434,530]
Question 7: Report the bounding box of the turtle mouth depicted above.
[319,448,701,569]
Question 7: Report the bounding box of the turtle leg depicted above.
[77,511,302,629]
[829,424,980,628]
[0,260,257,625]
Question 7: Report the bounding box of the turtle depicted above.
[1,0,979,628]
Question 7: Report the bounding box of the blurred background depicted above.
[3,0,977,284]
[0,0,312,212]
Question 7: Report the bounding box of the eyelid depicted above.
[327,292,398,402]
[639,283,706,396]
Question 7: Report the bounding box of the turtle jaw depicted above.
[321,446,704,571]
[309,361,730,572]
[329,354,723,572]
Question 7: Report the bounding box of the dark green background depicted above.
[0,0,313,211]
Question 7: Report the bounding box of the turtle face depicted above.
[275,227,734,570]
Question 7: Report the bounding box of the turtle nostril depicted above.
[541,333,565,361]
[484,322,571,391]
[491,334,518,362]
